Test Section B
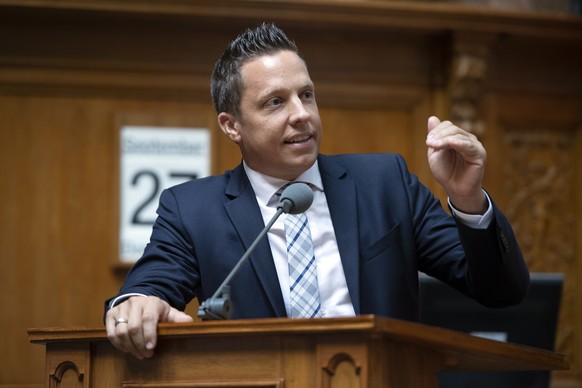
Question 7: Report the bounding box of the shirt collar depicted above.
[243,160,323,208]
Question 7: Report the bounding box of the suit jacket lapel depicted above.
[223,165,287,317]
[318,155,361,314]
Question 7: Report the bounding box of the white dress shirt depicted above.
[244,160,356,317]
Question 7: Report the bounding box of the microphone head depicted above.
[278,182,314,214]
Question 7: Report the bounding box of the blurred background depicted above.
[0,0,581,386]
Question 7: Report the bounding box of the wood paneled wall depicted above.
[0,1,580,386]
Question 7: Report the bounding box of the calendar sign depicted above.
[119,126,210,262]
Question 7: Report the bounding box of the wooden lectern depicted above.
[29,315,568,387]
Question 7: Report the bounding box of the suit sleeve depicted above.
[397,155,530,308]
[105,188,199,313]
[452,203,530,307]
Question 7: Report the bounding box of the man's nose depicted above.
[288,96,311,124]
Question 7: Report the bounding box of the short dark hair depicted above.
[210,22,300,116]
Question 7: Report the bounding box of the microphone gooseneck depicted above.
[197,182,314,320]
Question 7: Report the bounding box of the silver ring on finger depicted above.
[115,318,128,327]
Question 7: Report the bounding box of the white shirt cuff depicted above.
[108,293,147,309]
[448,190,493,230]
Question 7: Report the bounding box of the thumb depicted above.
[427,116,441,132]
[165,307,195,323]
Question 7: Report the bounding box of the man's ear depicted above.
[218,112,241,143]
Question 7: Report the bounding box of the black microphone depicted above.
[197,182,314,320]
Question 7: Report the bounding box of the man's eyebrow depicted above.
[254,79,315,101]
[264,81,314,95]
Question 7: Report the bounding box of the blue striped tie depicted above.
[276,184,321,318]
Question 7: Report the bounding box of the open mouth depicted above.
[285,135,312,144]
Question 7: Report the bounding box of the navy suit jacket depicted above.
[110,153,529,321]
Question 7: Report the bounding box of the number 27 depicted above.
[130,170,197,225]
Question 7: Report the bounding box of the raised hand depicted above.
[426,116,487,214]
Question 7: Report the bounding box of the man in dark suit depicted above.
[105,23,529,360]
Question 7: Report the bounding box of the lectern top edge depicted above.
[27,315,380,344]
[29,315,568,373]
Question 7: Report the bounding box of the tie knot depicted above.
[275,181,313,195]
[274,183,290,198]
[271,181,312,207]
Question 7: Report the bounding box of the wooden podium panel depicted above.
[29,315,568,388]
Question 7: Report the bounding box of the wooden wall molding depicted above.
[2,1,579,105]
[1,0,581,40]
[0,64,427,109]
[0,65,209,100]
[0,4,434,107]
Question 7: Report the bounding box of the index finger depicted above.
[140,297,168,352]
